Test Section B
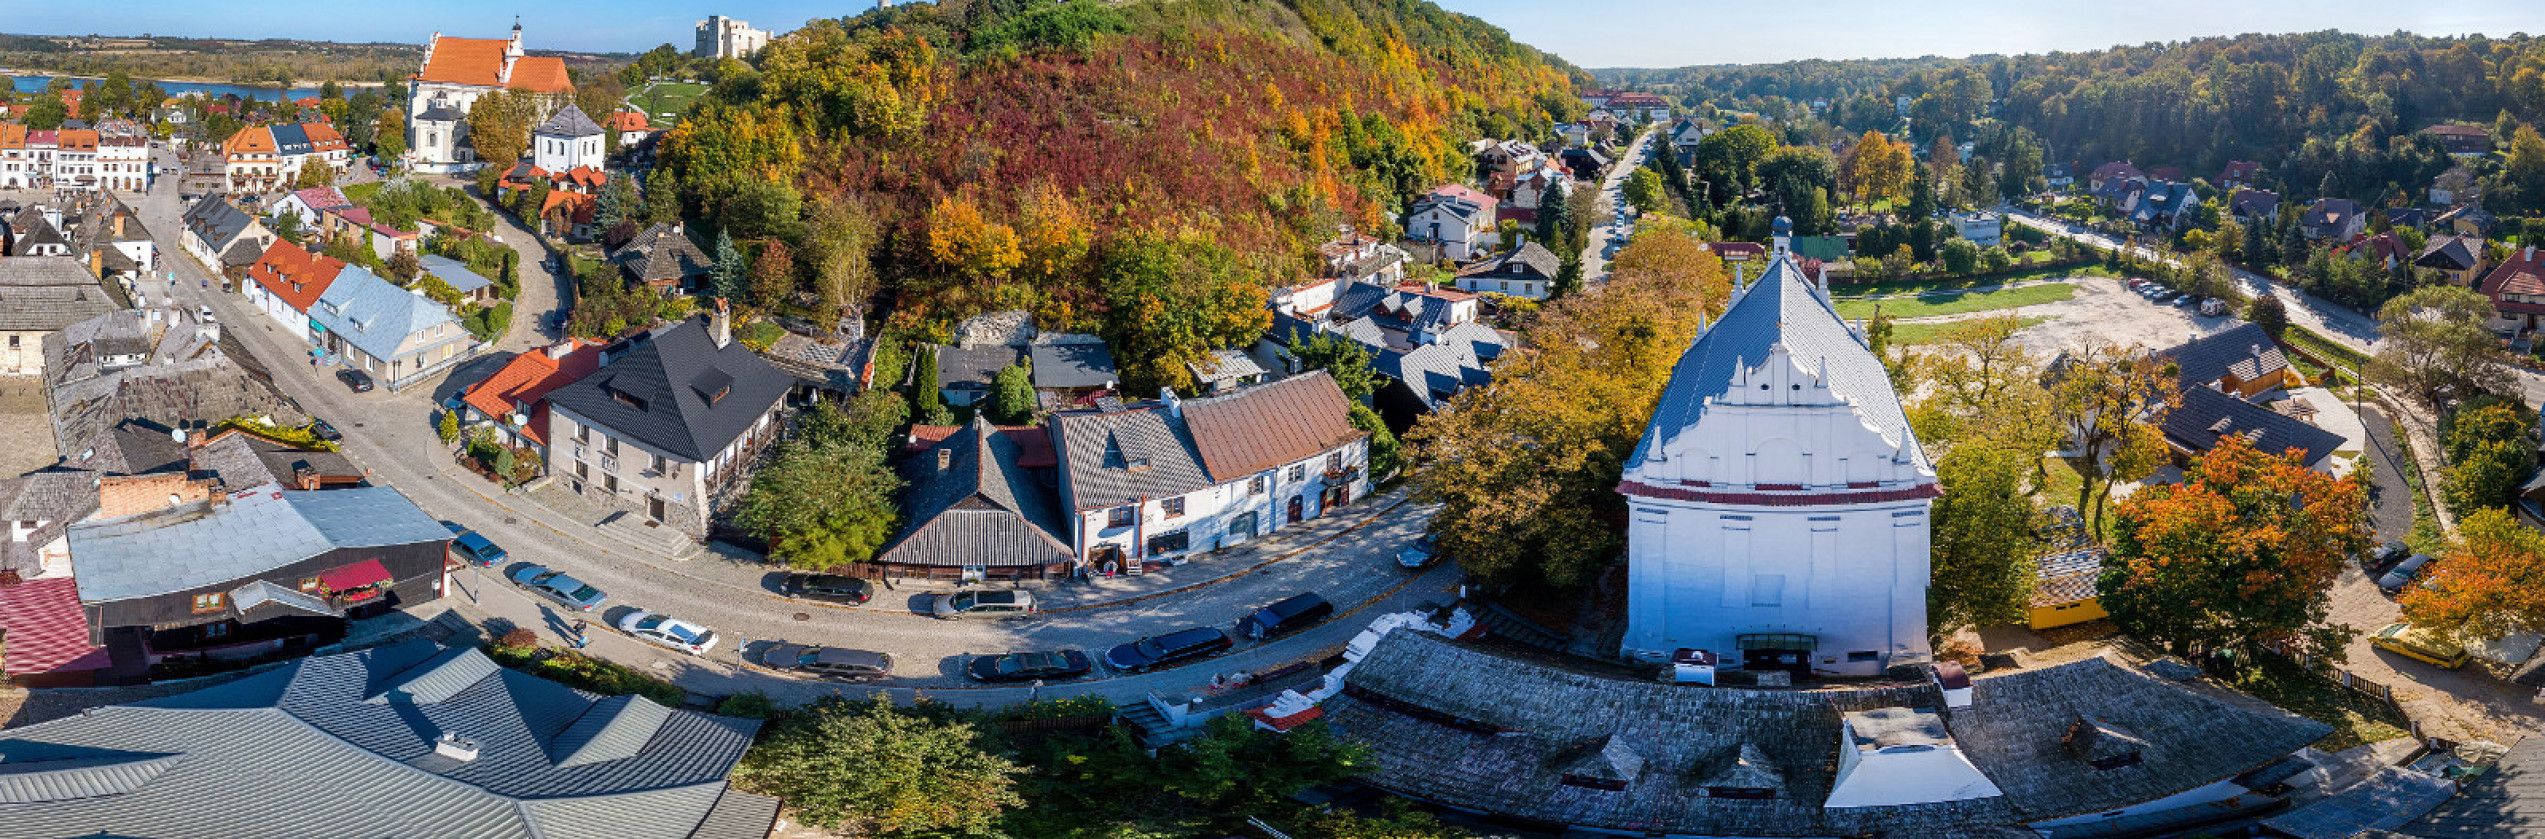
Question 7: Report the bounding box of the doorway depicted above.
[647,494,666,522]
[1286,496,1304,526]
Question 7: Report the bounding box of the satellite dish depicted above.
[169,427,185,443]
[509,412,527,427]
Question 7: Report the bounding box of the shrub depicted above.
[737,320,785,352]
[717,691,778,720]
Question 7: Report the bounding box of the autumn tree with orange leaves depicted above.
[2402,508,2545,640]
[2098,435,2371,660]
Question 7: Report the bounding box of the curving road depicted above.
[121,163,1449,709]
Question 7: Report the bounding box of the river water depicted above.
[8,74,348,101]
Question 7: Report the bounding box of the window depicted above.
[1147,531,1190,555]
[1108,506,1135,528]
[202,622,231,640]
[1249,475,1267,495]
[1288,465,1306,483]
[1162,497,1185,519]
[1326,452,1343,471]
[298,577,322,593]
[1846,651,1880,663]
[1705,786,1775,800]
[191,592,226,614]
[1559,774,1628,792]
[651,453,667,474]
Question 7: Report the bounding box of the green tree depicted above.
[2244,293,2289,338]
[1096,232,1271,393]
[1350,402,1400,478]
[1693,123,1776,200]
[1927,436,2044,633]
[595,174,634,230]
[1286,330,1378,402]
[2369,285,2514,410]
[709,228,748,302]
[803,195,879,324]
[1939,238,1981,275]
[2049,342,2180,533]
[1623,167,1666,214]
[437,410,461,446]
[465,89,537,169]
[732,697,1021,837]
[22,96,66,130]
[796,389,910,454]
[989,363,1036,425]
[2100,435,2371,659]
[912,345,953,426]
[733,437,903,570]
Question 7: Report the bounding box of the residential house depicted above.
[1327,629,2331,837]
[2162,322,2295,400]
[22,130,57,186]
[2227,187,2280,223]
[406,23,576,173]
[543,311,793,537]
[1559,146,1611,181]
[271,186,357,241]
[2430,165,2476,206]
[2123,180,2198,231]
[873,417,1074,581]
[1706,240,1768,270]
[183,425,367,492]
[607,109,655,149]
[2147,165,2185,182]
[2088,160,2144,191]
[1604,91,1671,122]
[2044,163,2073,191]
[94,118,150,192]
[42,308,304,471]
[0,123,36,188]
[8,210,69,257]
[2436,203,2498,238]
[2388,206,2439,230]
[179,198,274,275]
[2029,548,2109,630]
[2343,231,2413,273]
[1949,211,2003,247]
[2300,198,2365,241]
[1555,122,1592,148]
[1188,349,1270,395]
[1261,276,1508,433]
[1454,240,1562,300]
[1508,157,1572,220]
[0,464,98,583]
[2153,323,2341,472]
[243,240,345,341]
[221,123,349,193]
[2482,246,2545,337]
[2415,234,2487,286]
[69,194,155,283]
[420,254,499,304]
[455,339,603,473]
[932,342,1025,408]
[1031,334,1118,411]
[2422,123,2493,156]
[50,128,99,192]
[1404,184,1499,262]
[539,189,599,241]
[68,484,450,681]
[0,638,778,837]
[607,222,711,293]
[306,265,479,391]
[531,102,606,175]
[1314,230,1409,287]
[1051,371,1368,571]
[1669,117,1712,165]
[0,257,121,375]
[2216,160,2262,191]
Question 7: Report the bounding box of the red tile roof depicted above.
[415,36,574,95]
[245,241,347,315]
[459,342,604,447]
[542,190,597,225]
[222,126,276,156]
[606,110,651,132]
[505,57,573,94]
[904,424,1058,469]
[0,122,22,151]
[0,577,110,676]
[1708,241,1767,260]
[2481,247,2545,314]
[53,129,97,152]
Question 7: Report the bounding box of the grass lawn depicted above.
[2283,325,2370,375]
[2224,655,2413,752]
[341,181,383,205]
[628,81,709,121]
[1834,282,2075,320]
[1892,316,2048,345]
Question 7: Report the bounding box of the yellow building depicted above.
[2028,549,2109,630]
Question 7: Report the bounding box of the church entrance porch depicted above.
[1736,634,1818,679]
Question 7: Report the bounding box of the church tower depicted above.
[1617,216,1937,677]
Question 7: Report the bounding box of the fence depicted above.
[2243,641,2425,741]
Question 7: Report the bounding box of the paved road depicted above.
[118,167,1443,708]
[1580,124,1659,288]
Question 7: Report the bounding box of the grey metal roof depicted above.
[1189,349,1266,385]
[230,579,335,618]
[416,102,464,122]
[0,751,186,805]
[1627,246,1928,473]
[69,485,448,604]
[934,342,1023,391]
[0,639,763,838]
[308,266,470,366]
[2407,735,2545,837]
[182,198,258,250]
[552,695,676,768]
[546,317,793,463]
[419,253,495,294]
[1332,631,2328,836]
[1052,404,1213,511]
[537,102,607,139]
[881,418,1073,569]
[1030,337,1118,390]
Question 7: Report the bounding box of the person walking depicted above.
[567,619,590,650]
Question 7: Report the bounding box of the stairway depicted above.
[1473,600,1569,653]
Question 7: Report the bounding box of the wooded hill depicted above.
[652,0,1584,389]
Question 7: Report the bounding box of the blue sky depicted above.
[7,1,2540,67]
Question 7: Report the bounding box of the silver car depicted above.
[617,610,718,655]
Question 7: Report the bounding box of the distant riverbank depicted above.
[7,73,385,102]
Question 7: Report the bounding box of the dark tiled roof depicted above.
[0,639,761,838]
[1051,405,1212,511]
[2161,386,2345,468]
[2162,322,2287,389]
[0,257,115,331]
[2417,235,2484,271]
[1332,631,2327,836]
[1179,371,1363,480]
[1029,338,1117,390]
[607,223,711,286]
[545,318,792,462]
[182,198,257,250]
[2407,735,2545,837]
[537,103,606,138]
[1628,248,1926,473]
[880,418,1072,569]
[933,343,1024,391]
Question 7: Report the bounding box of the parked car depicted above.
[1396,534,1439,570]
[966,649,1094,683]
[445,526,507,568]
[617,610,718,655]
[780,573,874,605]
[755,643,892,681]
[2365,541,2409,572]
[336,368,375,393]
[2377,554,2436,593]
[2371,622,2469,669]
[1104,626,1234,673]
[196,305,216,324]
[1243,593,1335,640]
[509,565,605,611]
[309,418,342,442]
[931,589,1037,619]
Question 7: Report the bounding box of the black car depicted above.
[1104,626,1233,673]
[966,649,1093,683]
[309,418,342,442]
[755,643,892,681]
[780,573,875,605]
[336,368,376,393]
[1243,592,1335,640]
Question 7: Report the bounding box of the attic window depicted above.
[611,389,646,410]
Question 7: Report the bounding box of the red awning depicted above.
[318,559,393,593]
[0,577,111,676]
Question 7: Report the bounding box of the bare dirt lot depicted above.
[0,381,58,477]
[1898,274,2234,357]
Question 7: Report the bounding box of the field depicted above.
[1833,282,2076,320]
[1890,316,2048,345]
[627,80,709,122]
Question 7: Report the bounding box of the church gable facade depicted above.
[1618,218,1937,677]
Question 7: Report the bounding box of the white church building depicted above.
[405,22,576,174]
[1617,216,1938,677]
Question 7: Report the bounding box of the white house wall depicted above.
[1072,438,1369,567]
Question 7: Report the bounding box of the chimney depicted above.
[294,464,321,491]
[712,298,731,349]
[184,428,205,450]
[434,732,480,763]
[936,447,953,472]
[1159,387,1184,418]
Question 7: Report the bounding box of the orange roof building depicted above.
[52,129,98,153]
[414,29,573,95]
[221,128,277,158]
[458,341,604,448]
[0,122,26,152]
[244,240,348,327]
[606,110,651,133]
